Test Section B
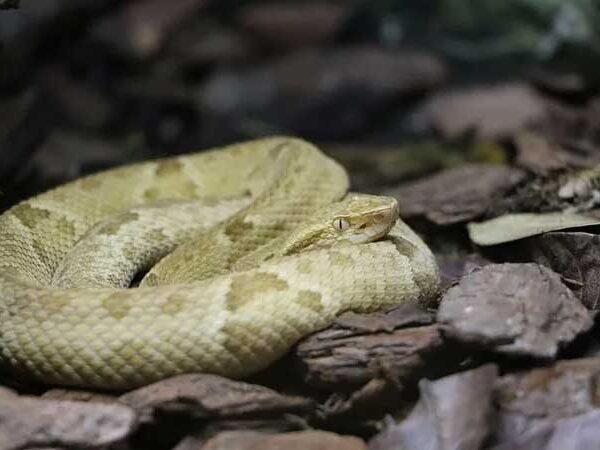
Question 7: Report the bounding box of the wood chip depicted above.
[295,305,442,389]
[237,2,351,48]
[120,373,313,419]
[201,430,367,450]
[421,83,547,139]
[513,131,568,175]
[42,388,118,404]
[489,410,600,450]
[369,364,497,450]
[389,164,526,225]
[494,357,600,443]
[0,390,136,450]
[438,263,593,358]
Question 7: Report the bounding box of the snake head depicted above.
[330,194,399,245]
[281,194,399,255]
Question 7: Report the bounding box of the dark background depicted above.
[1,0,599,211]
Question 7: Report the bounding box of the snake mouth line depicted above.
[348,218,398,244]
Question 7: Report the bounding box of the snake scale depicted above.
[0,137,439,389]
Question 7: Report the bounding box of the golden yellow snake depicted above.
[0,137,439,389]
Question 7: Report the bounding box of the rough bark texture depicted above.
[438,263,593,358]
[369,365,497,450]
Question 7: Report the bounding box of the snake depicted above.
[0,137,439,390]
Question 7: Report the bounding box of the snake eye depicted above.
[332,217,350,232]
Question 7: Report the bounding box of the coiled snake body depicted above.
[0,137,439,389]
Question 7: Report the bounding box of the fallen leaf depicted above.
[468,212,600,246]
[523,231,600,309]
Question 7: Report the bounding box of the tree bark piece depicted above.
[120,373,313,420]
[295,304,442,389]
[369,364,497,450]
[201,430,367,450]
[0,387,136,450]
[493,357,600,444]
[388,164,526,225]
[438,263,593,358]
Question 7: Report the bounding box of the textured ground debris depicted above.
[523,231,600,310]
[493,357,600,444]
[119,373,313,420]
[295,303,444,389]
[236,1,351,49]
[292,304,459,426]
[199,430,367,450]
[369,364,498,450]
[489,410,600,450]
[0,385,136,450]
[513,131,568,175]
[419,83,547,140]
[388,164,526,225]
[436,253,492,291]
[438,263,593,358]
